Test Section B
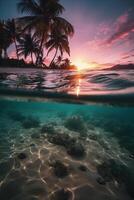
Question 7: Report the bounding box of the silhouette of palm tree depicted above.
[6,19,21,59]
[55,55,63,65]
[17,0,74,65]
[17,33,40,63]
[45,30,70,67]
[63,58,70,67]
[0,20,12,58]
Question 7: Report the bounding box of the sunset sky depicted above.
[0,0,134,69]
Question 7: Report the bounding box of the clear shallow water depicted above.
[0,98,134,200]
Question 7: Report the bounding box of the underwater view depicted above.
[0,98,134,200]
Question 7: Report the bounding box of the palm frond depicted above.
[17,32,40,61]
[54,17,74,37]
[16,0,74,63]
[16,16,38,33]
[46,44,56,56]
[17,0,41,15]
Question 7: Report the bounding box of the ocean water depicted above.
[0,68,134,96]
[0,98,134,200]
[0,69,134,200]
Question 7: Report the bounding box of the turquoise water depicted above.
[0,98,134,200]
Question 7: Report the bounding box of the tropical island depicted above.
[0,0,77,70]
[1,0,134,71]
[105,64,134,71]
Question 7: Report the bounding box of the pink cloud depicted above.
[98,23,111,35]
[87,12,134,50]
[116,13,128,25]
[104,11,134,45]
[121,48,134,58]
[87,39,103,50]
[90,61,113,68]
[119,48,134,64]
[122,55,131,59]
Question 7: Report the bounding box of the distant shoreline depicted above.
[104,63,134,70]
[0,58,77,70]
[0,65,76,70]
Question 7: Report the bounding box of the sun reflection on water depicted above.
[76,78,81,96]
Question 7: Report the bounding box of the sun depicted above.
[72,58,100,71]
[72,59,89,71]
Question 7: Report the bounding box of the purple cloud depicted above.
[105,11,134,45]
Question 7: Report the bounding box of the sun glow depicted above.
[73,59,89,71]
[72,58,99,71]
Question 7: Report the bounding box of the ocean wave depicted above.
[0,69,134,99]
[89,73,134,89]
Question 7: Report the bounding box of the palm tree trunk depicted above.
[4,49,8,58]
[36,32,45,66]
[49,48,58,67]
[0,49,2,59]
[31,52,34,64]
[43,54,48,62]
[14,39,19,60]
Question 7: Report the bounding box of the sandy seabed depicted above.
[0,109,133,200]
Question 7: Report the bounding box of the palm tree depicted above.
[0,20,12,58]
[45,30,70,66]
[0,48,2,59]
[17,0,74,65]
[6,19,21,59]
[59,58,71,69]
[55,55,63,65]
[63,58,71,67]
[17,33,40,63]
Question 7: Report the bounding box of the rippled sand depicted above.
[0,117,133,200]
[0,98,134,200]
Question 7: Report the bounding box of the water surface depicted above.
[0,68,134,96]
